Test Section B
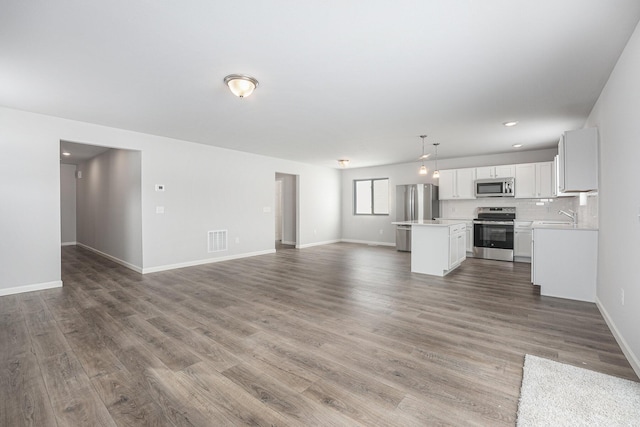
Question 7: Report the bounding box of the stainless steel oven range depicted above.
[473,207,516,262]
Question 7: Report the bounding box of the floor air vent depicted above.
[208,230,228,253]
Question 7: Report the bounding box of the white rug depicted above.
[517,354,640,426]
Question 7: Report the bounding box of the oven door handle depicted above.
[473,221,515,226]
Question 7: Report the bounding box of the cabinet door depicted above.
[438,170,456,200]
[536,162,554,198]
[561,128,598,192]
[515,164,535,198]
[449,232,457,267]
[494,164,515,178]
[457,231,466,263]
[514,231,532,257]
[475,166,494,179]
[456,168,476,199]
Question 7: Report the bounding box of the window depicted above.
[354,178,389,215]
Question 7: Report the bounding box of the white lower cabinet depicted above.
[514,221,533,261]
[532,227,597,302]
[465,221,473,254]
[411,223,466,276]
[449,224,466,268]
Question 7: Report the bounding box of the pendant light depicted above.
[418,135,429,175]
[432,142,440,178]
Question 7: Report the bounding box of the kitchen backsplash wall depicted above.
[441,194,598,227]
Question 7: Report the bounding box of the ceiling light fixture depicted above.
[503,121,519,127]
[512,143,523,148]
[432,143,440,178]
[338,159,350,168]
[419,135,428,175]
[62,152,71,156]
[224,74,259,98]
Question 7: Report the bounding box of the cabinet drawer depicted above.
[450,224,465,234]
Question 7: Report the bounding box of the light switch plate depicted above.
[156,206,165,214]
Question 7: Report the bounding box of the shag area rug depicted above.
[517,354,640,426]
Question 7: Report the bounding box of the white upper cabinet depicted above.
[558,128,598,192]
[536,162,554,198]
[438,168,476,200]
[476,165,515,179]
[515,163,535,198]
[515,162,554,198]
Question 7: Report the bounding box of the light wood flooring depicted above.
[1,243,637,426]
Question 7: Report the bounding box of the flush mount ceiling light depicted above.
[418,135,428,175]
[503,121,519,127]
[223,74,259,98]
[432,142,440,178]
[338,159,350,168]
[512,143,523,148]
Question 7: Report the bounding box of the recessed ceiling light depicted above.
[503,121,519,127]
[62,152,71,156]
[512,144,523,148]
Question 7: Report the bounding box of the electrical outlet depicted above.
[379,229,384,235]
[621,288,625,306]
[235,237,240,244]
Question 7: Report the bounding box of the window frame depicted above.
[353,178,390,216]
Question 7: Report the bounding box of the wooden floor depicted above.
[1,244,637,426]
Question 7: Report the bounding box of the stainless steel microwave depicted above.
[475,178,515,197]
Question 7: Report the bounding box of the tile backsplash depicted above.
[441,194,598,227]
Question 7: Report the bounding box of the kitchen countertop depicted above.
[392,220,466,227]
[531,221,598,231]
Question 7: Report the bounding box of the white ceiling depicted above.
[2,1,640,169]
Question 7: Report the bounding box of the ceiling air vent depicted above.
[208,230,228,253]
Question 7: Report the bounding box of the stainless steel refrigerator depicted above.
[395,184,439,251]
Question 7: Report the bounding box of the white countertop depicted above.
[392,220,466,227]
[531,221,598,231]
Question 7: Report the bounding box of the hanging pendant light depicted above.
[432,142,440,178]
[418,135,429,175]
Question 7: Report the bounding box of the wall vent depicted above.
[208,230,228,253]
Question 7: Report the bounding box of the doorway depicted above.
[275,173,298,250]
[59,140,143,272]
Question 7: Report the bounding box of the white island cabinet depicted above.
[393,221,466,276]
[532,224,598,302]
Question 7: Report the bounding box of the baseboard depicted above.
[142,249,276,274]
[596,297,640,378]
[0,280,63,296]
[281,240,296,245]
[340,239,396,247]
[76,242,143,274]
[296,239,341,249]
[61,241,77,246]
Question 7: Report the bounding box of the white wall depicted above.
[341,149,557,245]
[76,149,143,270]
[586,20,640,375]
[0,111,62,294]
[0,106,341,293]
[60,163,77,244]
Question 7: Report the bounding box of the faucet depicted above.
[558,209,577,225]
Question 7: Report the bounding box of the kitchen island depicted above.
[393,220,467,276]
